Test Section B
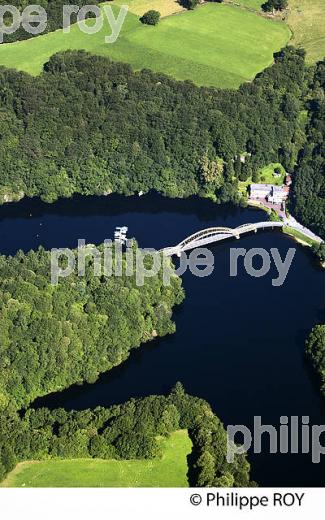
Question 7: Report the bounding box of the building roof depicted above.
[250,184,271,191]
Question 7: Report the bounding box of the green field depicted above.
[1,430,192,488]
[0,3,290,88]
[258,162,286,185]
[287,0,325,64]
[228,0,325,64]
[114,0,185,17]
[225,0,263,10]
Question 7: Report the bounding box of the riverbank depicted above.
[247,199,324,266]
[10,193,321,487]
[282,220,325,268]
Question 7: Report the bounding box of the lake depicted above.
[1,192,325,486]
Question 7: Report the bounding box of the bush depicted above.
[312,243,325,263]
[140,10,160,25]
[179,0,199,9]
[262,0,288,12]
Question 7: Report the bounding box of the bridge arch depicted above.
[177,227,240,250]
[160,221,285,256]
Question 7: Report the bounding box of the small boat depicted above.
[114,226,128,244]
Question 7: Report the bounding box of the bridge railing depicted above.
[160,221,285,256]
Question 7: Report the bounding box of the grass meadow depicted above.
[225,0,263,9]
[227,0,325,64]
[0,2,290,88]
[113,0,185,17]
[287,0,325,64]
[1,430,192,487]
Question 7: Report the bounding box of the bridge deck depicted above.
[161,222,285,256]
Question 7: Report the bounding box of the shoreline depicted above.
[0,190,324,266]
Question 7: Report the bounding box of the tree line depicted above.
[0,47,307,206]
[292,59,325,242]
[0,383,253,487]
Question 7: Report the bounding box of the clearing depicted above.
[1,430,192,488]
[0,2,291,89]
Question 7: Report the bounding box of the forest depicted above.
[291,60,325,240]
[0,231,256,488]
[0,12,323,489]
[0,0,101,43]
[0,47,308,205]
[0,8,323,239]
[0,383,253,487]
[0,46,323,241]
[0,243,184,411]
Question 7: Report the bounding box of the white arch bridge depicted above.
[160,221,285,257]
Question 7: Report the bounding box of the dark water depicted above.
[1,193,325,486]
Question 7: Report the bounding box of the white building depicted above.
[249,184,289,204]
[268,186,289,204]
[250,184,272,200]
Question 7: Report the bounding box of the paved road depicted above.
[285,216,323,244]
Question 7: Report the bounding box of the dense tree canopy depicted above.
[0,34,322,488]
[292,60,325,240]
[0,47,307,206]
[0,243,183,411]
[306,325,325,396]
[0,0,101,43]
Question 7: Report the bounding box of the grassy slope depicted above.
[114,0,185,17]
[1,430,192,488]
[231,0,325,64]
[287,0,325,64]
[0,3,290,89]
[225,0,263,9]
[283,226,318,247]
